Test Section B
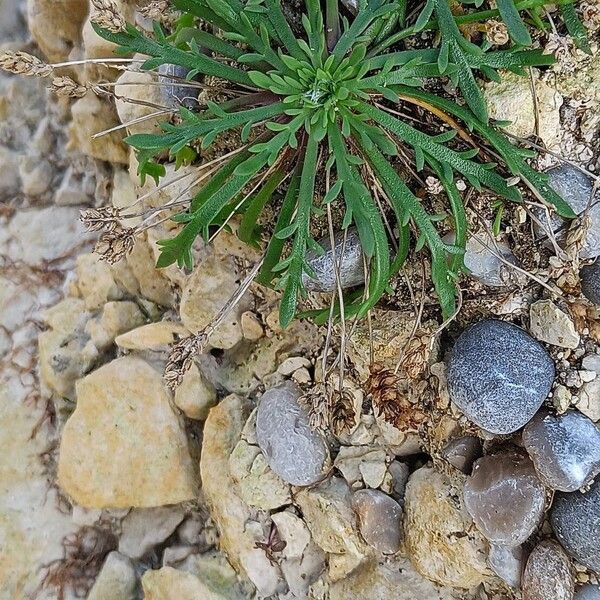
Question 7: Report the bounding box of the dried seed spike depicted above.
[80,206,123,232]
[94,227,136,264]
[49,76,88,98]
[0,51,54,77]
[91,0,127,33]
[299,383,331,432]
[164,333,207,390]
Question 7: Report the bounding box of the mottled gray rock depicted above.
[581,259,600,305]
[523,410,600,492]
[522,540,574,600]
[529,300,580,349]
[158,63,199,109]
[535,165,599,260]
[488,544,523,589]
[551,479,600,572]
[302,228,365,293]
[256,382,330,486]
[464,452,546,546]
[576,585,600,600]
[464,233,518,287]
[447,319,555,434]
[352,489,403,555]
[441,436,483,474]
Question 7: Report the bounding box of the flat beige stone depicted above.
[115,321,188,351]
[58,356,198,508]
[142,566,229,600]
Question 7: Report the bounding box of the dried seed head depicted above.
[582,1,600,32]
[139,0,172,22]
[329,388,357,436]
[299,383,332,432]
[94,227,136,264]
[80,206,123,232]
[49,76,88,98]
[91,0,127,32]
[164,333,207,389]
[485,19,509,46]
[0,51,53,77]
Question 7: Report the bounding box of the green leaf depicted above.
[497,0,532,45]
[560,1,592,55]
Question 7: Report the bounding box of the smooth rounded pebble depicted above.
[464,452,546,547]
[352,489,403,555]
[447,319,555,434]
[301,227,365,293]
[523,409,600,492]
[488,544,524,589]
[256,381,330,486]
[581,259,600,306]
[576,585,600,600]
[158,63,199,109]
[551,479,600,573]
[441,436,483,474]
[535,165,599,260]
[522,540,574,600]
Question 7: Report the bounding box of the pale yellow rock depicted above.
[174,362,217,420]
[27,0,88,62]
[58,357,198,508]
[68,95,129,164]
[112,169,141,227]
[115,321,188,351]
[87,301,146,350]
[180,253,253,349]
[142,566,225,600]
[76,253,125,311]
[404,466,490,589]
[115,64,165,136]
[43,297,88,332]
[126,238,176,307]
[240,311,264,341]
[484,72,563,149]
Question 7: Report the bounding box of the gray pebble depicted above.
[256,381,330,486]
[581,259,600,305]
[523,409,600,492]
[535,165,599,260]
[302,228,365,293]
[441,436,483,474]
[576,585,600,600]
[551,479,600,573]
[447,319,555,434]
[521,539,574,600]
[488,543,524,589]
[158,63,199,110]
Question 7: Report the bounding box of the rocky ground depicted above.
[1,1,600,600]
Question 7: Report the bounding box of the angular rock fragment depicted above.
[488,544,524,589]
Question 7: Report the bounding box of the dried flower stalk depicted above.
[0,51,53,77]
[49,76,88,98]
[94,227,136,264]
[91,0,127,32]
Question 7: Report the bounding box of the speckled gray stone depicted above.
[488,544,524,589]
[302,228,365,293]
[447,319,555,434]
[576,585,600,600]
[522,539,574,600]
[523,409,600,492]
[256,381,330,486]
[464,452,546,546]
[581,259,600,305]
[551,479,600,573]
[352,489,403,555]
[158,63,199,110]
[535,165,599,260]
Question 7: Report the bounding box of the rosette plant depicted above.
[96,0,586,327]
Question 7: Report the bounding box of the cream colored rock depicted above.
[201,394,283,596]
[126,238,175,307]
[142,566,230,600]
[111,169,140,227]
[87,552,138,600]
[180,253,253,349]
[68,95,129,164]
[529,300,580,349]
[240,311,264,341]
[229,439,291,510]
[115,321,188,351]
[58,357,197,508]
[76,253,125,311]
[484,72,563,148]
[114,65,165,136]
[555,52,600,103]
[27,0,88,62]
[86,301,146,350]
[174,362,217,420]
[43,297,88,332]
[404,466,490,589]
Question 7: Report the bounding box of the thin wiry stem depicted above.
[91,109,173,139]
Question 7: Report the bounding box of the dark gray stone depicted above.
[441,435,483,474]
[581,259,600,305]
[551,479,600,573]
[535,165,599,260]
[447,319,555,434]
[523,409,600,492]
[576,585,600,600]
[302,227,365,293]
[158,63,199,110]
[255,381,330,486]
